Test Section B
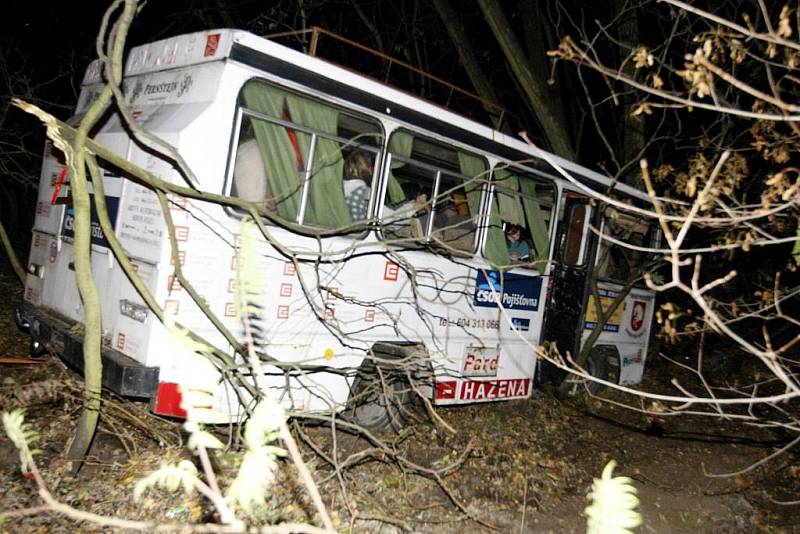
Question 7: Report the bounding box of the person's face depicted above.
[507,229,521,242]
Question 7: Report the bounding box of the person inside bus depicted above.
[343,149,375,221]
[435,198,472,229]
[505,223,530,262]
[385,182,430,217]
[233,135,276,212]
[383,181,431,238]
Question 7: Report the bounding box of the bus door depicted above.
[539,194,597,382]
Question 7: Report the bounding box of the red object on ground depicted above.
[0,357,47,365]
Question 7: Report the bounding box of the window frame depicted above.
[592,206,657,285]
[483,164,557,272]
[377,128,488,256]
[223,78,385,234]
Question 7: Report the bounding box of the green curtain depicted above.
[457,151,486,217]
[285,94,350,228]
[485,198,510,267]
[241,83,302,222]
[483,168,549,268]
[386,131,413,204]
[494,169,524,225]
[520,179,549,260]
[484,169,511,267]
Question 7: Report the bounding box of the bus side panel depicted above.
[109,63,229,367]
[31,141,67,236]
[31,113,131,327]
[435,265,544,405]
[23,232,50,307]
[361,252,544,406]
[580,283,656,385]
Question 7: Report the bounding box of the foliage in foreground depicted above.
[585,460,641,534]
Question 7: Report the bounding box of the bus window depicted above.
[381,131,486,252]
[595,207,653,282]
[230,79,382,230]
[484,167,555,270]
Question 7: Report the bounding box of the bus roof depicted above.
[82,28,652,205]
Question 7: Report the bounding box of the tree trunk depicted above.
[476,0,575,159]
[0,217,25,284]
[66,0,138,469]
[614,0,645,185]
[432,0,503,126]
[520,1,572,143]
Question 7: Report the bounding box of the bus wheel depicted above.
[559,349,610,398]
[346,363,411,431]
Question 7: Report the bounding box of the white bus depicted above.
[17,29,658,427]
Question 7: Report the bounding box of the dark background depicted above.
[0,0,785,281]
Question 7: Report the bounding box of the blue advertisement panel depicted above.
[511,317,531,331]
[473,270,542,312]
[62,194,120,249]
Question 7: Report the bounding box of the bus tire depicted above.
[346,361,412,432]
[558,349,610,398]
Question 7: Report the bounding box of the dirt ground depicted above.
[1,269,800,533]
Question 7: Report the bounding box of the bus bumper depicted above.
[15,302,159,398]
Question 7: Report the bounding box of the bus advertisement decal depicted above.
[459,378,531,401]
[625,300,649,337]
[473,270,542,311]
[435,381,457,400]
[583,290,624,332]
[62,194,120,248]
[462,346,499,377]
[511,317,530,331]
[438,316,500,330]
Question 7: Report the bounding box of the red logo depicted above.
[164,300,180,315]
[630,300,647,333]
[280,283,293,297]
[384,261,399,281]
[435,381,457,400]
[204,33,221,57]
[170,196,187,211]
[174,226,190,242]
[171,250,186,266]
[167,275,182,292]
